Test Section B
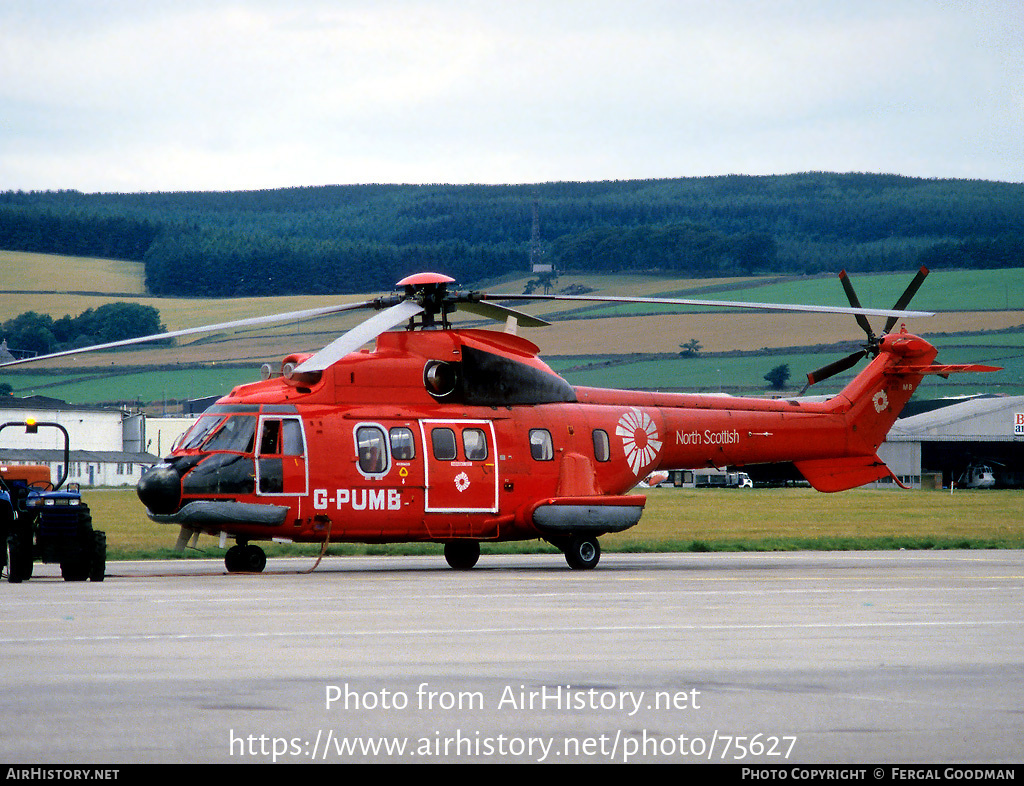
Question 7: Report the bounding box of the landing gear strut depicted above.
[225,542,267,573]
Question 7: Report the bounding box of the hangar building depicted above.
[874,395,1023,489]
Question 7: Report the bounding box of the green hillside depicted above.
[3,173,1024,299]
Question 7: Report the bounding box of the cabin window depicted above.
[463,428,488,461]
[356,426,388,475]
[592,429,610,462]
[431,428,457,461]
[529,429,554,461]
[389,427,416,460]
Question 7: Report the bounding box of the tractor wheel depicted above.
[89,530,106,582]
[6,532,33,583]
[62,507,95,581]
[61,553,89,581]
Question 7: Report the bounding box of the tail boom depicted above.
[576,331,998,494]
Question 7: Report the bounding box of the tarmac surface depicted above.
[1,549,1021,764]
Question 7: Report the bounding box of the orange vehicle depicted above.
[0,464,51,489]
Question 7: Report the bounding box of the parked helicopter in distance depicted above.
[1,268,998,572]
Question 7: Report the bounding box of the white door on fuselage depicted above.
[420,419,498,513]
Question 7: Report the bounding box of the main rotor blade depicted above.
[458,301,550,328]
[883,265,929,335]
[0,300,379,368]
[805,349,868,387]
[482,293,933,320]
[294,300,425,373]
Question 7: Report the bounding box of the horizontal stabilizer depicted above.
[887,363,1002,378]
[794,455,894,493]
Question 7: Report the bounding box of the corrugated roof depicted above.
[0,448,159,464]
[888,395,1024,441]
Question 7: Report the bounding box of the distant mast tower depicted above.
[528,195,556,293]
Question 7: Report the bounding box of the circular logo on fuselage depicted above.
[616,407,663,476]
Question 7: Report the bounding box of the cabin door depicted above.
[255,415,308,496]
[420,419,499,513]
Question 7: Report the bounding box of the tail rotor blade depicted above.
[805,349,867,387]
[883,265,929,334]
[838,270,877,345]
[803,267,928,392]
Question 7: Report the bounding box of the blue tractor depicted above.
[1,420,106,583]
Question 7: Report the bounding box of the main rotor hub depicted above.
[396,272,458,328]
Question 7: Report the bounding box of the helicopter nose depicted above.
[137,463,182,514]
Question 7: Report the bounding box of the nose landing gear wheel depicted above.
[225,543,267,573]
[563,535,600,570]
[444,541,480,570]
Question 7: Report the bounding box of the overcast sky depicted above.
[2,0,1021,193]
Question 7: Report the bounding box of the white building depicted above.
[144,416,197,458]
[0,395,160,487]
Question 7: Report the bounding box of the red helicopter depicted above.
[1,268,997,571]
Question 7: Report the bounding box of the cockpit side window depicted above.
[257,418,305,457]
[259,419,281,454]
[281,420,304,456]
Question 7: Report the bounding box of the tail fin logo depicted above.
[617,407,662,475]
[872,390,889,413]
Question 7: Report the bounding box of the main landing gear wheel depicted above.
[444,541,480,570]
[563,535,601,570]
[225,543,267,573]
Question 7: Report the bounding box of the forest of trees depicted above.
[0,303,165,357]
[2,173,1023,298]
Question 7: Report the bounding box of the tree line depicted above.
[1,303,165,357]
[2,173,1023,297]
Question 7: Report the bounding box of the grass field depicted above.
[0,251,147,295]
[83,486,1024,562]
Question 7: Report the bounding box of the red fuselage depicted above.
[138,326,938,546]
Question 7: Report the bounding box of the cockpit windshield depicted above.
[178,414,257,453]
[177,415,221,450]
